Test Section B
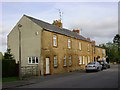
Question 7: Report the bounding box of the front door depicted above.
[46,58,50,74]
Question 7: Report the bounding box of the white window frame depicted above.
[28,56,39,64]
[88,44,90,52]
[63,56,67,66]
[54,55,58,67]
[102,49,105,55]
[79,56,82,65]
[68,39,71,49]
[69,56,72,66]
[53,35,57,47]
[28,57,32,64]
[87,56,90,63]
[83,56,85,64]
[79,42,82,50]
[98,48,100,54]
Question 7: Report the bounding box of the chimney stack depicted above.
[72,29,80,35]
[87,38,90,41]
[52,20,62,28]
[92,40,96,46]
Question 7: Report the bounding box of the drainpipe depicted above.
[18,24,22,79]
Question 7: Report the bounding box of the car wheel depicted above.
[96,67,99,72]
[99,67,102,71]
[86,70,89,73]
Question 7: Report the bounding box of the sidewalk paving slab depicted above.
[2,70,85,89]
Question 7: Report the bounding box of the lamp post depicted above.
[18,24,22,79]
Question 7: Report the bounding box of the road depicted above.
[18,64,118,88]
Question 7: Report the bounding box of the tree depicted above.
[3,49,14,60]
[0,52,4,60]
[113,34,120,50]
[113,34,120,63]
[99,42,119,62]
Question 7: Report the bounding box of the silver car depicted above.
[85,62,102,72]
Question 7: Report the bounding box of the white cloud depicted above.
[67,16,118,45]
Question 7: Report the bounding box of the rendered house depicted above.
[7,15,106,76]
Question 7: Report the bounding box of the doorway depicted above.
[45,58,50,74]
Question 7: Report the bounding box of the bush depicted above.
[2,60,19,77]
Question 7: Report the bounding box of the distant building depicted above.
[7,15,106,76]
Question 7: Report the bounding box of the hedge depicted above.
[2,60,19,77]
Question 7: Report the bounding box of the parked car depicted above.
[104,61,110,68]
[97,60,110,69]
[85,62,102,72]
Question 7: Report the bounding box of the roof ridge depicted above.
[24,14,91,42]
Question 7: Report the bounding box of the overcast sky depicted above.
[0,1,118,53]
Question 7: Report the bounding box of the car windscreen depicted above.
[88,62,95,65]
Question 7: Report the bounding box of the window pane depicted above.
[68,39,71,48]
[88,44,90,52]
[53,35,57,46]
[36,57,38,64]
[83,56,85,64]
[54,55,57,67]
[69,56,72,66]
[79,56,82,65]
[64,56,66,66]
[28,57,31,64]
[32,57,35,63]
[88,56,90,63]
[79,42,82,50]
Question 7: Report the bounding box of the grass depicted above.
[2,77,19,82]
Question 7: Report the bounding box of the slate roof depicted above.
[24,15,91,42]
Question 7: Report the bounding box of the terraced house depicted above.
[8,15,106,76]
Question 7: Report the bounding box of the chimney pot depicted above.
[53,20,62,28]
[72,29,80,35]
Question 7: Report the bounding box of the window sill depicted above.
[28,63,39,65]
[63,65,67,67]
[53,46,58,48]
[54,66,58,68]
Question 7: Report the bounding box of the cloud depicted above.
[66,16,118,45]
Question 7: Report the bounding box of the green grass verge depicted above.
[2,77,19,82]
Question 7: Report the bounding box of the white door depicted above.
[46,58,50,74]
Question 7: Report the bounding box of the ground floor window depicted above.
[83,56,85,64]
[69,56,72,66]
[28,57,39,64]
[53,55,58,68]
[63,56,67,66]
[79,56,82,65]
[87,56,90,63]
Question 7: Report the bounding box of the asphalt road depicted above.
[18,64,118,88]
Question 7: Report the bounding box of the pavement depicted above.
[2,69,85,89]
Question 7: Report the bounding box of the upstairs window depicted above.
[28,57,39,64]
[69,56,72,66]
[79,42,82,50]
[98,48,100,54]
[93,47,95,54]
[88,44,90,52]
[53,35,57,47]
[68,39,71,49]
[54,55,58,67]
[63,56,67,66]
[102,49,105,55]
